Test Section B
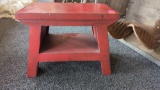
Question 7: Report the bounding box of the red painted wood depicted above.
[95,24,111,75]
[16,2,119,20]
[19,20,110,26]
[16,2,119,77]
[40,34,99,53]
[27,26,41,77]
[41,26,49,44]
[38,53,102,62]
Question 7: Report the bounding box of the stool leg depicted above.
[95,24,111,75]
[92,26,95,35]
[92,26,98,39]
[28,26,42,77]
[100,56,111,75]
[42,26,49,35]
[41,26,49,44]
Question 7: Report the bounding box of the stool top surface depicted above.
[16,2,119,20]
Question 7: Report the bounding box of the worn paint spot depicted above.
[108,10,116,14]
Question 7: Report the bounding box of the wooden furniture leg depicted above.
[95,24,111,75]
[42,26,49,35]
[92,26,98,39]
[28,26,42,77]
[41,26,49,43]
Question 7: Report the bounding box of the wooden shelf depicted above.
[40,33,99,54]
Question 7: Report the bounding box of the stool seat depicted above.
[16,2,119,78]
[16,2,119,21]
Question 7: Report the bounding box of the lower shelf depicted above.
[40,33,99,54]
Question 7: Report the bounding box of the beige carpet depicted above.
[0,0,36,19]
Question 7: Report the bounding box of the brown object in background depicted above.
[132,20,160,43]
[108,20,133,39]
[51,0,62,2]
[128,24,159,50]
[130,20,155,36]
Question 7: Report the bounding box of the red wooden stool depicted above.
[16,2,119,78]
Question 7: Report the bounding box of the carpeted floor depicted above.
[0,18,160,90]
